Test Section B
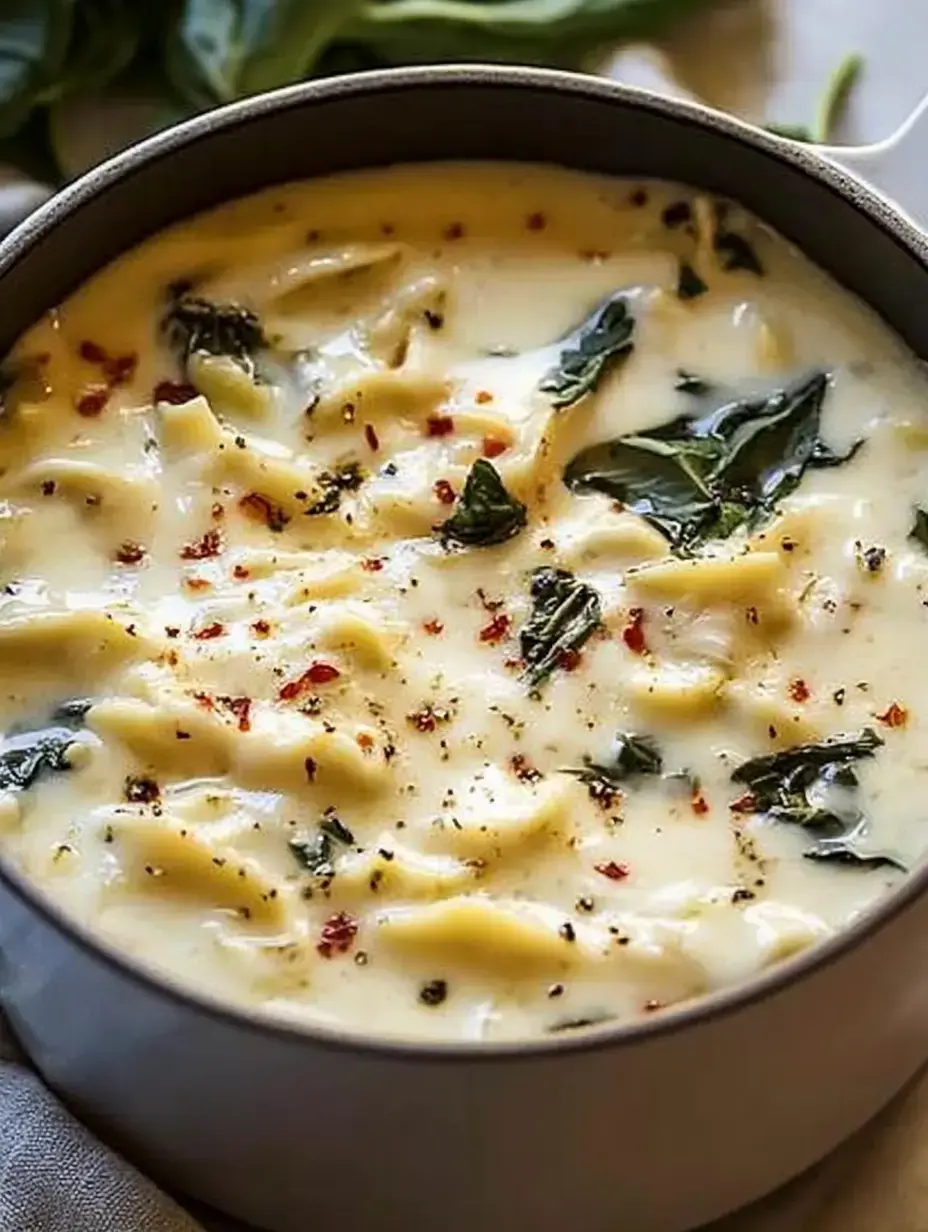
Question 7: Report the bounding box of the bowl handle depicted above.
[819,92,928,231]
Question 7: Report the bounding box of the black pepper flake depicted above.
[731,887,756,903]
[419,979,448,1006]
[547,982,565,998]
[424,309,444,331]
[559,921,576,943]
[833,688,846,706]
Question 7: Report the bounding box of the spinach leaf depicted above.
[0,700,91,794]
[564,732,662,804]
[674,371,713,396]
[713,229,763,275]
[565,732,662,787]
[909,506,928,553]
[519,567,601,688]
[677,261,708,301]
[731,729,905,870]
[162,295,266,375]
[439,458,527,548]
[538,291,635,409]
[564,370,856,550]
[289,813,354,877]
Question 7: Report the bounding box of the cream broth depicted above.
[0,163,925,1041]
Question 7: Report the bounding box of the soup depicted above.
[0,163,924,1040]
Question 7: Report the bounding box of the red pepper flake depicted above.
[238,491,290,532]
[211,502,225,520]
[252,618,271,637]
[181,528,223,560]
[75,386,109,417]
[104,353,138,386]
[691,791,710,816]
[622,608,647,655]
[304,757,317,783]
[557,648,582,673]
[595,860,630,882]
[361,557,385,572]
[479,612,511,644]
[509,753,543,784]
[232,564,251,580]
[218,695,252,732]
[433,478,456,505]
[407,705,438,733]
[475,390,494,405]
[356,732,375,751]
[729,792,758,815]
[443,222,465,241]
[153,379,197,405]
[193,622,225,641]
[526,211,547,231]
[184,576,211,592]
[788,678,810,703]
[425,415,454,438]
[364,423,380,451]
[746,606,759,626]
[193,692,215,711]
[317,911,358,958]
[279,662,340,700]
[876,701,908,728]
[78,340,107,364]
[482,436,507,458]
[115,540,145,565]
[423,619,444,636]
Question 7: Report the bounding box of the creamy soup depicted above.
[0,163,925,1041]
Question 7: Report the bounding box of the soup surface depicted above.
[0,163,925,1041]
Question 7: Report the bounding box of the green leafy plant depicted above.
[564,731,663,792]
[163,294,267,373]
[0,699,91,794]
[730,729,906,870]
[519,566,602,688]
[564,370,861,550]
[538,291,636,409]
[0,1,721,181]
[439,458,527,547]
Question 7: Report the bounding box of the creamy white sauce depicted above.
[0,162,925,1041]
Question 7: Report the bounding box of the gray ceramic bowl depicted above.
[1,66,928,1232]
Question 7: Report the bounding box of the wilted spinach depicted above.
[677,261,708,300]
[519,567,602,688]
[564,370,860,550]
[162,295,266,375]
[565,732,663,794]
[909,506,928,553]
[289,813,355,878]
[538,292,635,409]
[0,699,91,794]
[439,459,527,548]
[731,728,905,870]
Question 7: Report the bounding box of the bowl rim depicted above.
[2,62,927,1063]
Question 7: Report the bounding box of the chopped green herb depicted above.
[163,296,266,374]
[538,291,635,409]
[305,461,365,516]
[714,228,764,276]
[519,567,602,688]
[439,459,526,548]
[290,814,355,877]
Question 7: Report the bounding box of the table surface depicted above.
[189,2,926,1228]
